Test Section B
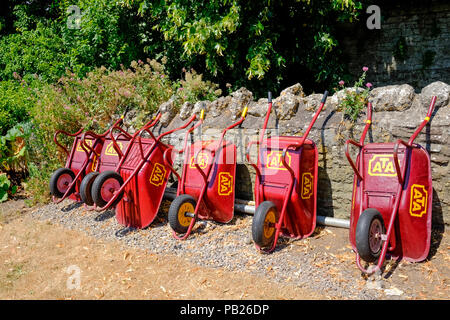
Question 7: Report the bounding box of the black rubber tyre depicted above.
[79,171,99,205]
[168,194,197,234]
[91,170,124,208]
[355,208,386,262]
[49,168,76,198]
[252,201,279,248]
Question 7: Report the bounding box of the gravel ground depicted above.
[27,199,396,300]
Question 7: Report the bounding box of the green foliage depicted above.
[175,69,222,103]
[128,0,363,96]
[338,67,372,122]
[25,60,220,202]
[1,0,365,96]
[0,80,35,135]
[0,122,28,202]
[0,173,16,203]
[0,122,31,173]
[0,22,74,82]
[393,36,409,62]
[61,0,148,76]
[29,59,174,166]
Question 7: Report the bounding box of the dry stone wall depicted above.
[149,81,449,227]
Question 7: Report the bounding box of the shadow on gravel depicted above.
[94,209,115,222]
[61,202,82,212]
[427,188,445,261]
[265,238,291,254]
[115,227,138,238]
[382,259,402,279]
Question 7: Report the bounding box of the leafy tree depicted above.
[127,0,364,96]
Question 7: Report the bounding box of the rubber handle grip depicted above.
[242,106,248,118]
[321,91,329,103]
[268,91,272,103]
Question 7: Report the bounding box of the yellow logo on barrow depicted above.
[368,154,396,177]
[218,172,233,196]
[189,152,209,170]
[149,163,166,187]
[410,184,427,217]
[105,142,123,156]
[266,151,292,171]
[301,172,314,199]
[76,139,93,152]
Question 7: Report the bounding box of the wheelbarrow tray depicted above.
[180,139,237,223]
[96,136,131,172]
[115,138,172,229]
[349,142,432,262]
[257,136,318,239]
[66,136,103,201]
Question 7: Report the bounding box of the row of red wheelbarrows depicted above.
[50,91,438,276]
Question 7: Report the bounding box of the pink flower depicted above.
[338,80,345,86]
[366,82,373,88]
[362,66,369,72]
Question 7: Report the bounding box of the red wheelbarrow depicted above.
[90,114,198,229]
[49,115,126,204]
[246,91,328,252]
[345,96,437,275]
[78,113,161,206]
[167,106,249,240]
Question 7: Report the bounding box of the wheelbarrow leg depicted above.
[172,183,207,240]
[256,179,295,253]
[356,184,403,275]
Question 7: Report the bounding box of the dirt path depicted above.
[0,198,449,300]
[0,214,324,300]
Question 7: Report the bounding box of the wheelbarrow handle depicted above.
[321,90,329,104]
[298,90,328,143]
[53,128,84,157]
[245,140,262,177]
[80,131,102,158]
[119,112,162,160]
[281,143,303,193]
[345,139,364,181]
[163,112,206,186]
[392,139,411,186]
[163,148,181,181]
[141,113,198,160]
[407,95,437,145]
[193,146,215,183]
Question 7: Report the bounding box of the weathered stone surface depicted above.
[179,101,194,120]
[420,81,450,109]
[192,101,210,118]
[159,96,177,126]
[369,84,416,111]
[229,87,253,118]
[273,93,300,120]
[280,83,305,97]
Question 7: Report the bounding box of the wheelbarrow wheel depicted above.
[49,168,76,198]
[80,172,99,206]
[252,201,279,249]
[91,171,124,208]
[356,208,386,263]
[168,194,197,234]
